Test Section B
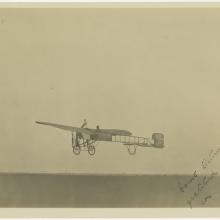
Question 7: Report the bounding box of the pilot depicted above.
[96,125,100,131]
[81,119,87,128]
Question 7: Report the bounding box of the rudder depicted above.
[152,133,164,148]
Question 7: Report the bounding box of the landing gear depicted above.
[71,132,96,156]
[88,144,95,156]
[72,132,81,155]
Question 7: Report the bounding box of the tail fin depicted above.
[152,133,164,148]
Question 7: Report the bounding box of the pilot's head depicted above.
[96,125,100,130]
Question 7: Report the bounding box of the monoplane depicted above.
[36,120,164,155]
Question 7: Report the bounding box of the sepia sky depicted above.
[1,7,220,174]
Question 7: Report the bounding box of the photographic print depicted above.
[0,4,220,212]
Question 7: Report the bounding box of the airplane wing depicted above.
[35,121,92,135]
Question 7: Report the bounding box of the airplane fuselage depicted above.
[82,128,132,141]
[84,128,132,136]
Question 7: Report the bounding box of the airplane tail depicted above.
[152,133,164,148]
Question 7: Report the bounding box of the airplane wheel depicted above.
[88,145,95,156]
[73,145,80,155]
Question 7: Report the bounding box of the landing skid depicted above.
[126,145,137,155]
